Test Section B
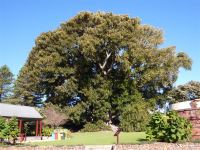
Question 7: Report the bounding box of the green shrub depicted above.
[42,126,53,137]
[0,117,19,144]
[96,120,111,131]
[81,121,111,132]
[0,117,6,141]
[146,111,192,143]
[0,117,5,130]
[120,102,150,132]
[24,122,31,136]
[81,123,99,132]
[7,117,19,144]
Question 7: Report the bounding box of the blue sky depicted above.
[0,0,199,86]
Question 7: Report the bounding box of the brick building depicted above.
[171,99,200,140]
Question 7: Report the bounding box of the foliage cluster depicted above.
[42,126,54,137]
[81,120,111,132]
[169,81,200,103]
[146,111,192,143]
[120,97,150,132]
[0,117,19,144]
[0,65,14,102]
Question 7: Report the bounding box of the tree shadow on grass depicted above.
[137,138,154,144]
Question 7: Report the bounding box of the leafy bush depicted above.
[7,117,19,144]
[81,120,111,132]
[42,126,53,137]
[0,117,19,144]
[96,120,111,131]
[120,102,150,132]
[0,117,6,141]
[81,123,99,132]
[146,111,192,143]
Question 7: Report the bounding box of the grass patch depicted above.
[27,131,146,146]
[0,143,25,148]
[0,143,8,148]
[191,139,200,143]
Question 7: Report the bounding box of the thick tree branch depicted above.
[99,51,111,70]
[107,63,113,74]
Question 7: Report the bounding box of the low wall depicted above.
[0,146,84,150]
[113,143,200,150]
[2,143,200,150]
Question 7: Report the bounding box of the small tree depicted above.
[7,117,19,144]
[42,104,67,129]
[0,117,19,144]
[0,65,14,102]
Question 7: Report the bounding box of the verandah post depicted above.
[40,120,42,139]
[19,119,23,141]
[36,120,38,136]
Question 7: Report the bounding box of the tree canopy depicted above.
[169,81,200,103]
[0,65,14,102]
[15,12,192,125]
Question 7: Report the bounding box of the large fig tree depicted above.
[15,12,192,124]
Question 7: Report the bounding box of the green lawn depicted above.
[27,132,146,146]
